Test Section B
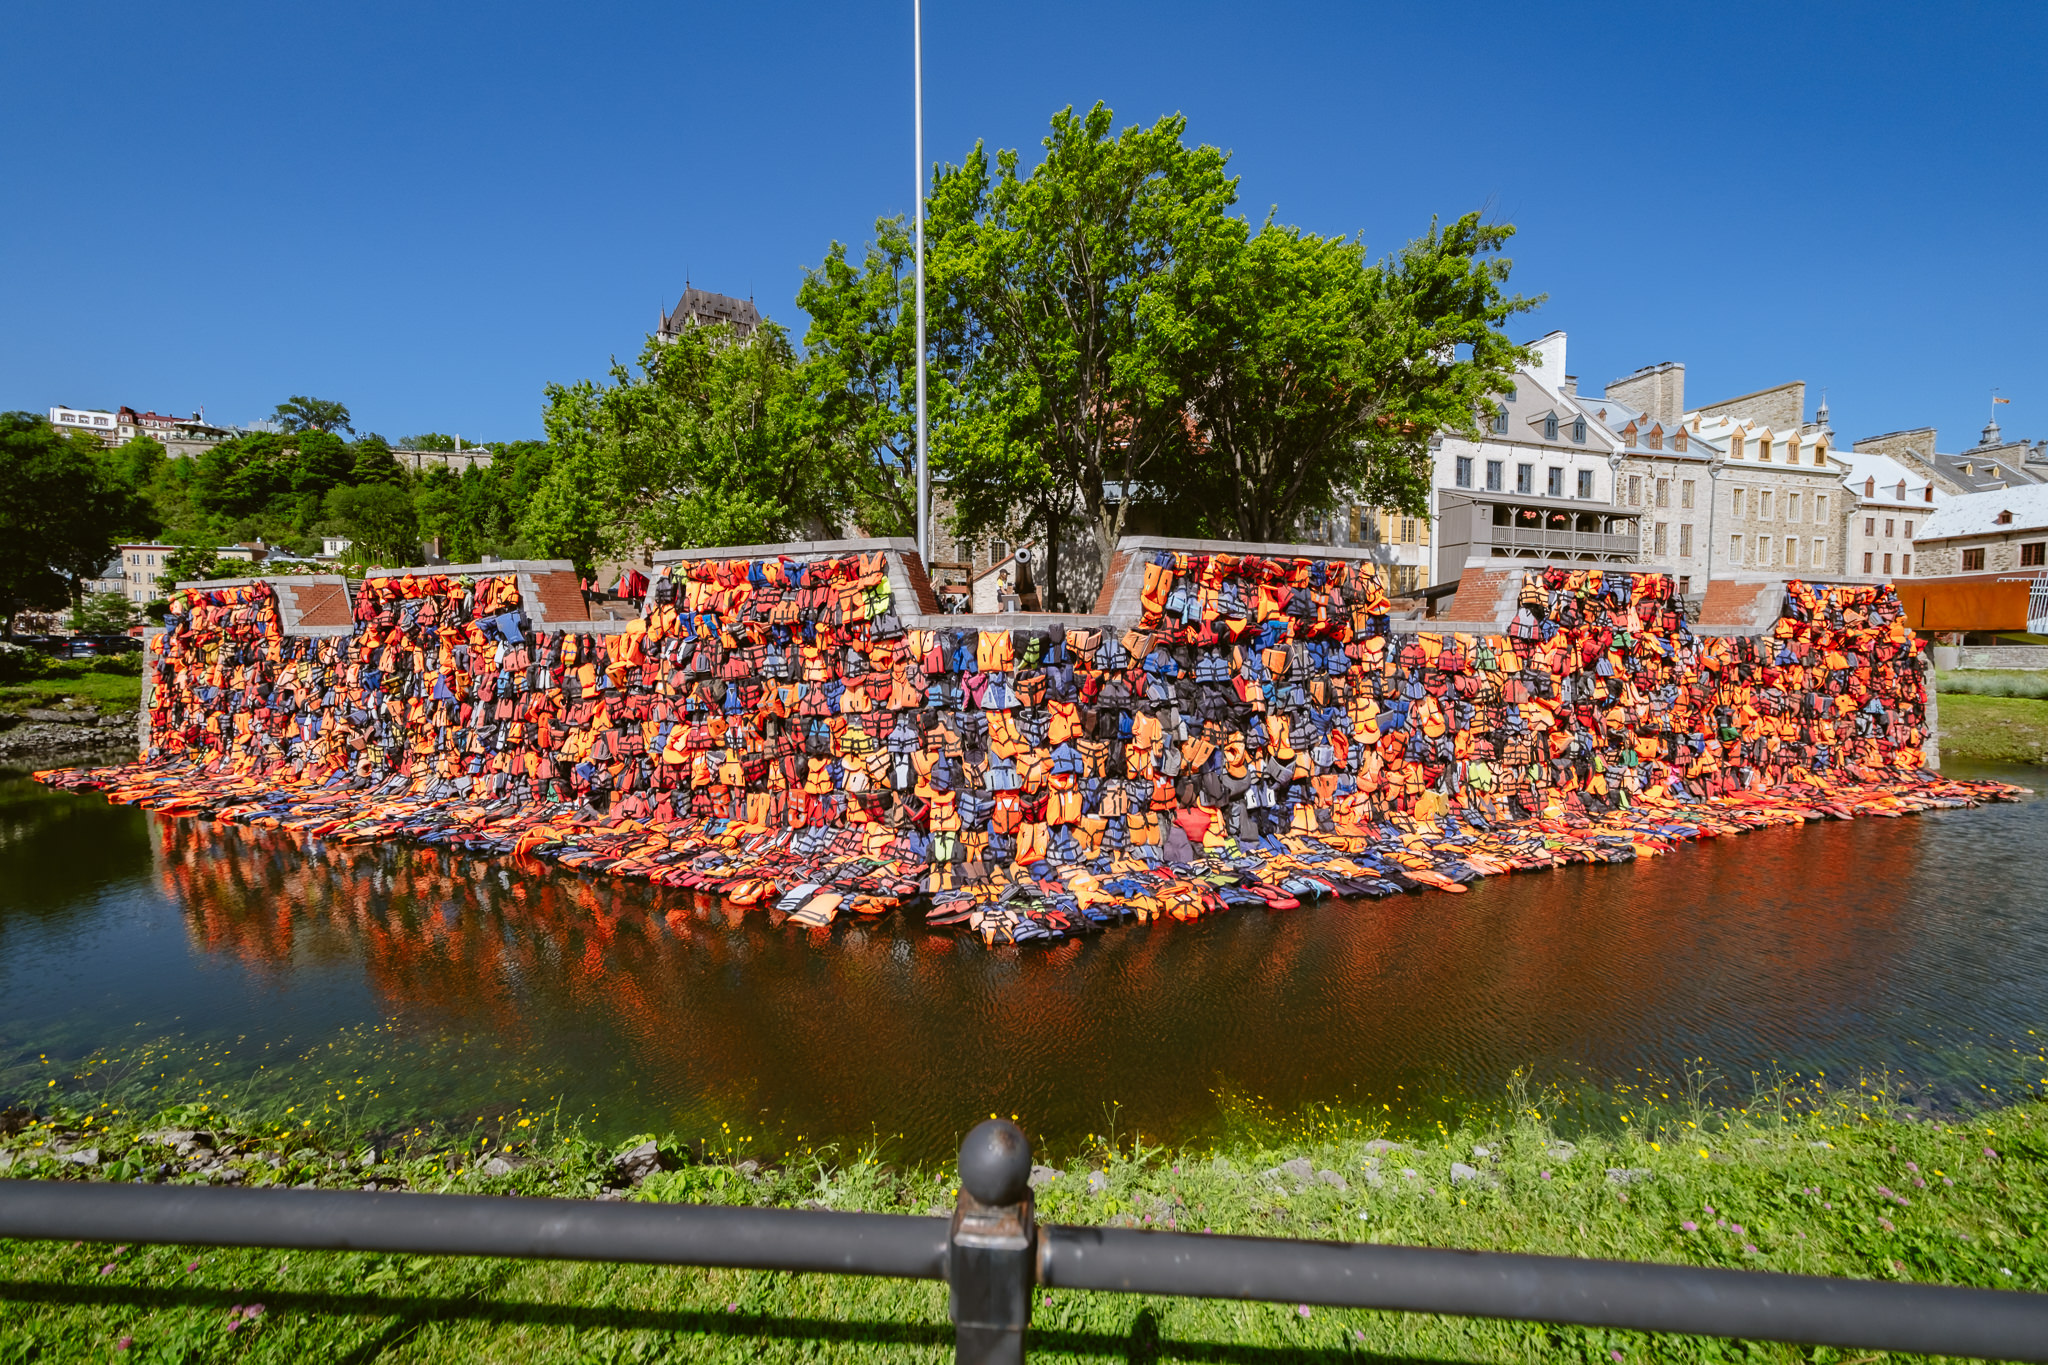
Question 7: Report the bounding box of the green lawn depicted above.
[3,1079,2043,1363]
[0,672,143,711]
[1937,691,2048,765]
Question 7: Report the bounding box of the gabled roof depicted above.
[1915,483,2048,541]
[1837,450,1942,510]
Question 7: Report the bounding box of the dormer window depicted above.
[1759,436,1772,462]
[1571,417,1586,444]
[1544,413,1559,441]
[1815,442,1828,466]
[1896,480,1907,501]
[1865,476,1875,497]
[1647,425,1663,451]
[1673,429,1687,452]
[1996,509,2015,525]
[1731,433,1744,459]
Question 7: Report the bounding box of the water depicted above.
[3,753,2043,1162]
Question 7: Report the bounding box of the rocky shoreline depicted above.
[0,704,137,762]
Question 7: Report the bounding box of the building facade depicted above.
[1837,450,1940,578]
[115,544,180,604]
[1853,419,2048,495]
[1430,331,1632,584]
[1693,412,1843,577]
[1582,364,1715,596]
[1910,483,2048,578]
[657,287,762,344]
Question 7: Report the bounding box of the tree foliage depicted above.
[324,483,420,569]
[872,104,1537,596]
[68,592,138,635]
[795,222,932,539]
[273,396,354,434]
[927,104,1241,607]
[0,413,127,631]
[1156,213,1536,541]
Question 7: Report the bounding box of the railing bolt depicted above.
[949,1118,1035,1365]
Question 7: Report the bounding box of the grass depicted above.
[1935,691,2048,765]
[2,1070,2044,1363]
[0,673,143,712]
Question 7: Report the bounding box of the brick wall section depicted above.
[528,571,589,626]
[1094,550,1132,615]
[285,582,353,628]
[1446,566,1514,623]
[1700,579,1781,629]
[897,551,942,615]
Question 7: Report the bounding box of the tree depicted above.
[349,434,404,485]
[0,413,127,632]
[542,323,838,562]
[324,483,419,568]
[929,104,1242,608]
[274,396,353,434]
[401,433,460,451]
[795,221,945,538]
[412,466,462,555]
[69,592,138,635]
[156,543,228,592]
[1155,213,1536,541]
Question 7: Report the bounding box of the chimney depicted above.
[1561,375,1578,397]
[1527,331,1568,393]
[1605,361,1686,426]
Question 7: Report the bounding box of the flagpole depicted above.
[913,0,930,569]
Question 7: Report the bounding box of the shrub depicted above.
[1936,670,2048,700]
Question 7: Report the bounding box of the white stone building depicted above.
[1911,483,2048,578]
[1836,450,1941,578]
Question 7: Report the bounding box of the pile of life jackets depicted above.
[38,553,2022,947]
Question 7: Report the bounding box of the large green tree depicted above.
[928,104,1242,608]
[0,413,127,631]
[1155,213,1537,541]
[324,483,420,568]
[539,323,839,564]
[273,396,353,434]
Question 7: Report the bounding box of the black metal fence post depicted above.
[948,1119,1035,1365]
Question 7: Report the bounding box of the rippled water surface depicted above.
[3,756,2042,1160]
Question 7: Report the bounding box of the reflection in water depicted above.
[2,763,2044,1160]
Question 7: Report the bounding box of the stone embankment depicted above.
[0,703,137,761]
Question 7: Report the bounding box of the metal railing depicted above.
[4,1120,2045,1364]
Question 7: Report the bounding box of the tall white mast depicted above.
[914,0,930,567]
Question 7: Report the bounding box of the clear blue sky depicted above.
[4,1,2042,451]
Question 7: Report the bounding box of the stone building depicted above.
[1598,370,1847,579]
[657,286,761,344]
[1911,483,2048,577]
[1837,449,1940,578]
[1853,419,2048,495]
[1691,411,1843,577]
[1582,364,1713,596]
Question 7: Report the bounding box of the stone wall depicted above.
[1606,362,1686,425]
[1958,646,2048,670]
[1696,381,1806,432]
